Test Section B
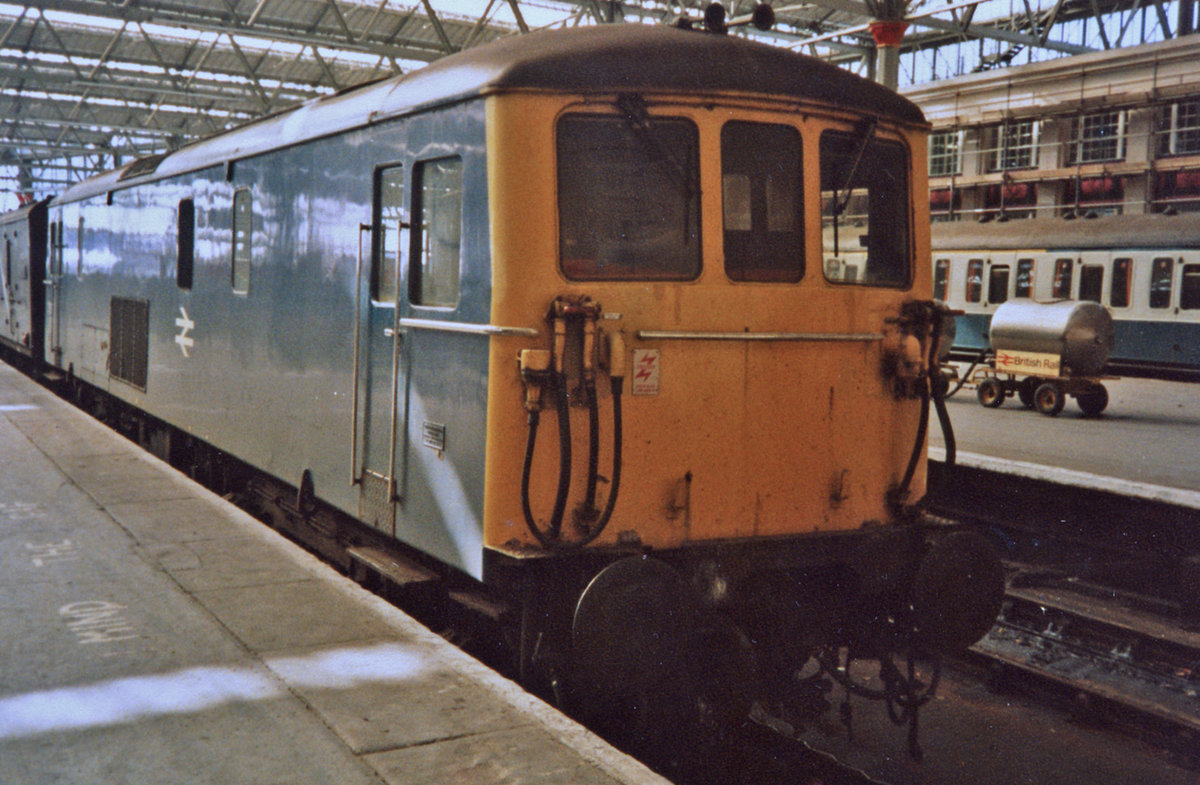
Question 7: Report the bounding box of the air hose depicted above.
[519,324,625,550]
[548,369,572,539]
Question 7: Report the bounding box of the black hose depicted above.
[520,409,555,548]
[549,372,572,539]
[518,377,623,551]
[574,377,623,548]
[943,348,988,398]
[583,376,600,514]
[932,385,955,468]
[896,377,930,505]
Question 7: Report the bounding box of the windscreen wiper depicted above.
[615,93,695,201]
[831,116,878,258]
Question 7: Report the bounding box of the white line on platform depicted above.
[929,447,1200,510]
[0,404,37,412]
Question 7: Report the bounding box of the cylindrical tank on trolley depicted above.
[988,300,1115,377]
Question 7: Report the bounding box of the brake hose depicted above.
[548,370,572,540]
[519,374,623,550]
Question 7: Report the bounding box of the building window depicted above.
[721,122,804,282]
[929,130,962,177]
[411,157,463,307]
[558,113,700,281]
[1052,258,1073,298]
[988,120,1038,171]
[1157,99,1200,157]
[965,258,983,303]
[1149,257,1174,309]
[1016,258,1034,298]
[231,188,252,294]
[1067,111,1125,165]
[1110,258,1131,308]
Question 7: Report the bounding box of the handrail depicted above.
[636,330,883,341]
[400,317,538,337]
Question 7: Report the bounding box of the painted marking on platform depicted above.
[0,403,37,411]
[0,641,433,739]
[174,306,195,357]
[26,539,78,567]
[1,501,46,521]
[59,601,139,645]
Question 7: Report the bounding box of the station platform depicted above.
[0,364,669,785]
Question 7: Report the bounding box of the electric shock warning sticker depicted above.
[631,349,660,396]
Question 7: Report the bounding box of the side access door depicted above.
[353,164,410,535]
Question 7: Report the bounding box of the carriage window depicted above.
[721,122,803,282]
[231,188,252,294]
[1052,258,1074,298]
[177,198,194,290]
[1149,258,1174,309]
[965,259,983,303]
[988,265,1010,304]
[820,130,910,287]
[1110,258,1132,308]
[933,259,950,300]
[1181,264,1200,310]
[558,113,700,280]
[411,157,462,307]
[1079,264,1103,303]
[1016,259,1034,298]
[373,165,406,304]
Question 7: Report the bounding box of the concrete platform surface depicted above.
[0,365,670,785]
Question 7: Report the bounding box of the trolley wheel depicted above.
[1017,377,1038,409]
[1033,382,1065,417]
[1076,384,1109,417]
[976,378,1006,408]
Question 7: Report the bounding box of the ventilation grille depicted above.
[109,297,149,389]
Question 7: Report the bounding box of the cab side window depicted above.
[410,157,462,308]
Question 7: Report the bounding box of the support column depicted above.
[869,20,909,91]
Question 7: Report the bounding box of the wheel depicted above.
[976,378,1006,408]
[1033,382,1065,416]
[1076,384,1109,417]
[1017,377,1038,409]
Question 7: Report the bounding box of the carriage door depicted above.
[354,165,409,535]
[47,218,65,366]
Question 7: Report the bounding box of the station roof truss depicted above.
[1,0,1193,200]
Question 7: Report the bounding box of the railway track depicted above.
[961,565,1200,767]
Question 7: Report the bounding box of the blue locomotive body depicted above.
[46,88,493,576]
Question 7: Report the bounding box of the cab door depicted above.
[353,164,409,535]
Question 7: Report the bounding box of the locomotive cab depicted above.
[475,27,1001,748]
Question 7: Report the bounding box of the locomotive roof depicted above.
[57,25,924,203]
[931,213,1200,252]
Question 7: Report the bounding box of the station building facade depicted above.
[905,35,1200,220]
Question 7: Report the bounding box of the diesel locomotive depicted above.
[2,24,1002,751]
